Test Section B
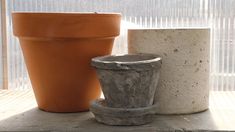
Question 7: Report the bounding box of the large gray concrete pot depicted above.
[91,54,162,108]
[128,28,210,114]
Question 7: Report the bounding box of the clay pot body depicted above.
[12,12,121,112]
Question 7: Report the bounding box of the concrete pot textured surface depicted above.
[91,54,161,125]
[90,99,158,126]
[128,29,210,114]
[92,54,162,108]
[12,12,121,112]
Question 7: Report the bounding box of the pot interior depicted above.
[97,54,160,63]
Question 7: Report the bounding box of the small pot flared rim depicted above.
[91,53,162,70]
[12,12,121,17]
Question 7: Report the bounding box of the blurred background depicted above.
[1,0,235,91]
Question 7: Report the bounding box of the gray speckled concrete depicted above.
[91,54,161,125]
[90,99,157,126]
[92,54,161,108]
[128,29,210,114]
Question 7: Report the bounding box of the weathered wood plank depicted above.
[0,91,235,131]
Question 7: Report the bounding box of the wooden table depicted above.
[0,90,235,131]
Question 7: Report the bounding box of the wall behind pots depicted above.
[3,0,235,91]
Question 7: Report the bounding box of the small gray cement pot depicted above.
[128,28,210,114]
[91,54,162,108]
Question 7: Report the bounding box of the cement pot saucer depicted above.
[90,99,158,126]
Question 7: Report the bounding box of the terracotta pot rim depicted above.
[12,12,121,38]
[12,12,121,17]
[18,36,117,40]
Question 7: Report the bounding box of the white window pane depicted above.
[0,1,3,89]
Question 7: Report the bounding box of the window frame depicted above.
[1,0,8,89]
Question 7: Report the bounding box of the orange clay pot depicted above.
[12,12,121,112]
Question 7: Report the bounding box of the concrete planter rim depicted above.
[91,53,162,70]
[128,27,210,31]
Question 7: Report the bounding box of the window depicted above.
[0,1,3,89]
[1,0,235,91]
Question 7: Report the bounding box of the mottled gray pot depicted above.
[128,28,210,114]
[91,54,162,108]
[90,99,157,126]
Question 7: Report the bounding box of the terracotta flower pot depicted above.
[12,12,121,112]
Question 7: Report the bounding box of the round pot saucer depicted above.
[90,99,157,126]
